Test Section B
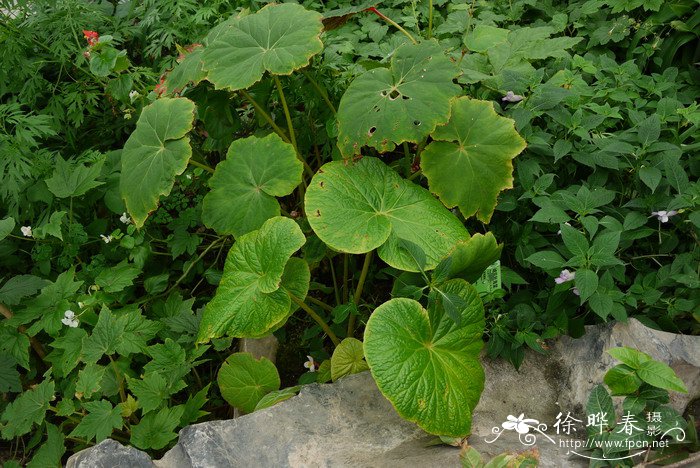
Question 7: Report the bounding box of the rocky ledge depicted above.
[67,319,699,467]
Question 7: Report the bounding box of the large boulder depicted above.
[66,319,699,467]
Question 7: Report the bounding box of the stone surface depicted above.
[66,439,153,468]
[67,319,699,468]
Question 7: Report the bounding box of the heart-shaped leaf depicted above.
[421,97,526,223]
[330,337,369,381]
[305,157,469,271]
[217,352,280,413]
[202,134,302,237]
[364,279,485,436]
[197,216,309,343]
[202,3,323,91]
[336,40,460,157]
[120,97,195,227]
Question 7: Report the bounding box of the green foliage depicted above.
[1,0,697,464]
[582,348,693,465]
[217,353,281,414]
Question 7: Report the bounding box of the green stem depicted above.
[678,124,698,143]
[428,0,434,39]
[328,257,341,306]
[368,7,418,45]
[348,250,373,336]
[307,295,335,313]
[274,75,315,178]
[342,254,349,304]
[301,70,337,115]
[274,75,297,150]
[239,89,290,142]
[408,169,422,181]
[289,295,340,346]
[402,142,412,177]
[188,159,215,174]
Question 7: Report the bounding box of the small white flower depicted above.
[129,90,139,101]
[100,234,113,244]
[20,226,33,237]
[186,174,192,180]
[572,287,580,296]
[303,355,316,372]
[502,91,524,103]
[555,269,575,284]
[557,222,572,235]
[119,212,131,225]
[61,310,79,328]
[651,210,678,223]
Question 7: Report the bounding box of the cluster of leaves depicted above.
[583,347,696,465]
[0,0,697,465]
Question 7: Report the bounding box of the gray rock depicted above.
[67,319,699,468]
[66,439,153,468]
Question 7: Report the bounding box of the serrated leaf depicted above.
[69,399,123,442]
[0,275,48,306]
[75,363,106,400]
[336,40,460,157]
[364,279,485,436]
[46,327,87,377]
[128,373,169,414]
[217,352,280,413]
[607,347,652,369]
[83,307,125,363]
[95,260,140,293]
[120,97,195,227]
[203,3,323,91]
[586,385,615,436]
[33,211,66,241]
[45,157,104,198]
[130,405,184,450]
[0,355,21,393]
[26,424,65,468]
[202,134,302,237]
[636,360,688,393]
[0,379,54,439]
[330,337,369,381]
[525,251,565,270]
[0,217,15,241]
[180,384,210,425]
[421,98,526,223]
[604,364,642,395]
[639,166,662,192]
[574,269,598,302]
[305,157,469,272]
[465,25,510,52]
[197,217,309,342]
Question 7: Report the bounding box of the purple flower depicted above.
[502,91,524,103]
[651,210,677,223]
[572,287,580,296]
[555,269,575,284]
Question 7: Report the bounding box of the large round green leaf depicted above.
[202,3,324,91]
[120,98,195,227]
[202,134,302,237]
[197,216,309,343]
[330,337,369,382]
[364,279,485,437]
[305,157,469,271]
[421,97,526,223]
[336,40,460,157]
[217,352,280,414]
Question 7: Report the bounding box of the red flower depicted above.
[82,30,99,47]
[154,75,167,96]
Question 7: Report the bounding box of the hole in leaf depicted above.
[402,95,410,100]
[380,90,387,97]
[319,181,325,188]
[413,120,421,126]
[368,127,376,136]
[389,89,400,100]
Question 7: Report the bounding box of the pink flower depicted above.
[572,287,580,296]
[555,269,575,284]
[502,91,524,103]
